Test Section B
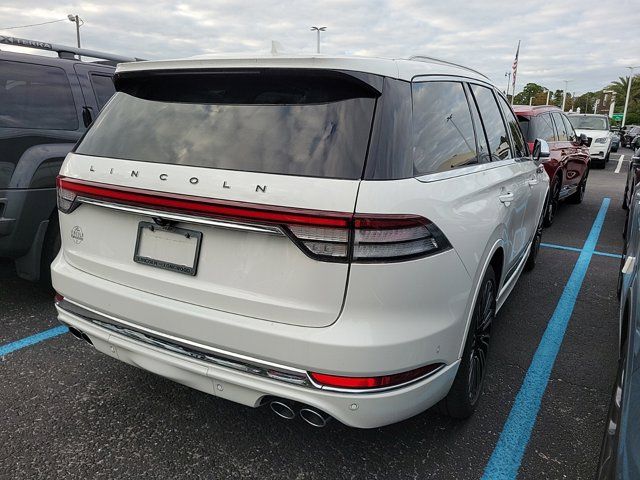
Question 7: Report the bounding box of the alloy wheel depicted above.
[468,278,495,404]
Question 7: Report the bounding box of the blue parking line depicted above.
[0,325,68,358]
[482,197,610,480]
[541,242,621,259]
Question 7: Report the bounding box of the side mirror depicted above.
[82,106,94,128]
[533,138,550,162]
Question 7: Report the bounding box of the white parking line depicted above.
[615,154,625,174]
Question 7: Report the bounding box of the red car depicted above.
[515,105,591,226]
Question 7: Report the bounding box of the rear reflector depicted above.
[57,176,450,263]
[54,293,64,303]
[309,363,444,390]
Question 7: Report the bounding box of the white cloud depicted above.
[1,0,638,93]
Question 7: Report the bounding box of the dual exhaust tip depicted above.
[269,400,331,428]
[68,326,93,345]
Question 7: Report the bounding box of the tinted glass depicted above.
[562,114,577,141]
[567,115,609,130]
[77,71,377,179]
[0,60,77,130]
[466,83,491,163]
[497,96,528,156]
[90,74,115,110]
[532,114,556,143]
[552,112,568,141]
[518,116,530,140]
[470,85,512,161]
[411,81,478,174]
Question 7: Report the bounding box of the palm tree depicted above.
[609,75,640,105]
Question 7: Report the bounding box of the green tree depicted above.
[513,82,547,105]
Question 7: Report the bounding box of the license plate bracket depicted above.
[133,221,202,276]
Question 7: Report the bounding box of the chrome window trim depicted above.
[76,197,285,236]
[56,298,446,394]
[415,158,517,183]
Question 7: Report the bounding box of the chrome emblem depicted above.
[71,226,84,244]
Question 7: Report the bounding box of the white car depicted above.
[567,113,613,168]
[52,55,548,428]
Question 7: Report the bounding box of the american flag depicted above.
[512,40,520,91]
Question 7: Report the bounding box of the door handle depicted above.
[499,192,515,204]
[527,178,539,187]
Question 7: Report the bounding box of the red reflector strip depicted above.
[56,177,350,227]
[54,293,64,303]
[309,363,443,390]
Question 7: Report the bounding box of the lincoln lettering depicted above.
[88,166,268,193]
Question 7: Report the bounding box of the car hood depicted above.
[574,129,610,140]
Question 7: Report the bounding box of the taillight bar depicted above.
[309,363,444,391]
[56,176,450,263]
[56,177,350,227]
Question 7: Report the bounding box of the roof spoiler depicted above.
[0,35,144,64]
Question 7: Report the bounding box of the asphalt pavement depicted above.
[0,149,633,479]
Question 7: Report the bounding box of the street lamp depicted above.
[561,80,571,111]
[67,14,83,49]
[310,26,326,54]
[622,66,640,127]
[504,71,511,97]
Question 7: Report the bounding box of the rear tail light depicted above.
[309,363,444,390]
[56,176,450,263]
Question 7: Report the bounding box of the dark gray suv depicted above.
[0,36,136,283]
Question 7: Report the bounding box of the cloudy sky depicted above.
[1,1,639,94]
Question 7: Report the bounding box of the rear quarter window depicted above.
[411,81,478,175]
[0,60,77,130]
[89,73,116,110]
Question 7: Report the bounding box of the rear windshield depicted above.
[567,115,609,130]
[75,70,379,180]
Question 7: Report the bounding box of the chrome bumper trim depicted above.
[55,298,445,394]
[77,197,285,236]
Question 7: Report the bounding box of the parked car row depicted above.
[515,105,590,226]
[1,39,624,439]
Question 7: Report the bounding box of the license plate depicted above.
[133,222,202,276]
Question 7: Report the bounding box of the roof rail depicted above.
[408,55,490,80]
[0,35,143,64]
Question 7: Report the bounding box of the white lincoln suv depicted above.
[52,55,549,428]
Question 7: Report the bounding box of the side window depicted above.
[470,84,512,161]
[0,60,77,130]
[533,114,556,143]
[497,95,528,157]
[465,84,491,163]
[552,112,568,141]
[89,73,116,110]
[412,81,478,174]
[561,114,577,142]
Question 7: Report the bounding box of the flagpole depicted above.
[511,40,520,105]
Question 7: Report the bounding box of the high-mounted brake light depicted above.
[56,176,450,263]
[309,363,444,390]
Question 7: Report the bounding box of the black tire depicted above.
[525,206,544,272]
[568,168,588,204]
[438,267,496,419]
[39,213,61,287]
[543,179,560,227]
[605,149,611,163]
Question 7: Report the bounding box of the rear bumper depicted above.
[55,294,458,428]
[51,249,470,427]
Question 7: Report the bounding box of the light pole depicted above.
[310,26,326,54]
[544,89,550,105]
[561,80,571,111]
[67,14,84,60]
[504,72,511,98]
[622,66,640,127]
